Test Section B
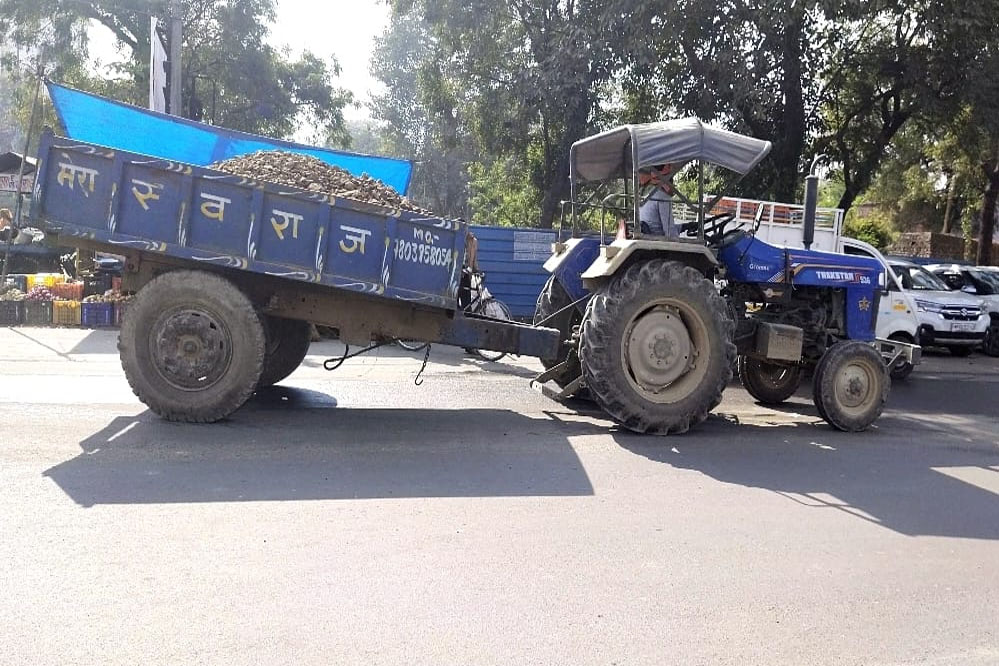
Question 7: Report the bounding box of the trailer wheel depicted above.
[533,275,584,391]
[258,315,312,387]
[812,341,889,432]
[580,259,735,435]
[738,357,802,404]
[118,270,265,422]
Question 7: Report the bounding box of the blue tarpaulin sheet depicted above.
[47,82,413,195]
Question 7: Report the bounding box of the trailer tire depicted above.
[580,259,735,435]
[812,341,889,432]
[118,270,265,423]
[258,316,312,387]
[534,275,584,392]
[738,356,802,404]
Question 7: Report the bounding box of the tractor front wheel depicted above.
[812,341,889,432]
[580,259,735,435]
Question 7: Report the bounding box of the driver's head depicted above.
[638,164,674,193]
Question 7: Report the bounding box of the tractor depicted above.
[533,119,918,434]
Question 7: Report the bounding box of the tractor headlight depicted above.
[915,300,944,314]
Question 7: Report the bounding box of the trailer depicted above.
[31,129,559,422]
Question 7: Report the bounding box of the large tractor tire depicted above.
[118,270,265,422]
[738,356,802,404]
[579,259,736,435]
[533,275,584,390]
[258,315,312,387]
[812,341,889,432]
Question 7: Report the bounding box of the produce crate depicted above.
[51,281,84,300]
[0,301,23,326]
[52,300,82,326]
[27,273,64,290]
[83,273,114,298]
[114,300,131,326]
[3,274,27,292]
[82,302,115,327]
[23,300,53,326]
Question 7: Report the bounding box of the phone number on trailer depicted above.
[393,239,454,267]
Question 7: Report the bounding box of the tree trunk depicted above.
[942,172,956,234]
[773,11,806,204]
[537,98,590,229]
[976,151,999,266]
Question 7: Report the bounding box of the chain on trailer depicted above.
[322,341,434,386]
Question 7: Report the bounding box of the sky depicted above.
[87,0,389,122]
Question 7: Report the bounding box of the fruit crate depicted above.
[26,273,64,290]
[23,300,53,326]
[0,301,23,326]
[82,302,115,327]
[83,273,114,298]
[52,300,82,326]
[51,281,84,300]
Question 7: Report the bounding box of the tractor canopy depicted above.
[569,118,772,184]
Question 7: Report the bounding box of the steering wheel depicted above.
[700,211,737,241]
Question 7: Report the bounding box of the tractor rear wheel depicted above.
[119,270,265,422]
[534,275,584,391]
[258,315,312,387]
[580,259,735,435]
[738,357,802,404]
[812,341,889,432]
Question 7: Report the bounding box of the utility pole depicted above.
[168,0,182,116]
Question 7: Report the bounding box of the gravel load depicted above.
[209,151,433,215]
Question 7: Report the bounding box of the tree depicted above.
[622,0,818,203]
[0,0,353,145]
[391,0,630,228]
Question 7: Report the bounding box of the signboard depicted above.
[513,230,556,261]
[0,173,33,193]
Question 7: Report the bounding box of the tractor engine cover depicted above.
[754,322,804,362]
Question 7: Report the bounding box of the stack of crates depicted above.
[83,273,114,298]
[0,301,23,325]
[82,301,115,327]
[51,281,84,301]
[24,300,53,325]
[52,300,82,326]
[26,273,65,290]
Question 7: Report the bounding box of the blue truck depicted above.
[30,98,916,433]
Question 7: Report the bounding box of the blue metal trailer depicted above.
[31,130,559,421]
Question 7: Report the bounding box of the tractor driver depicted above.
[638,164,679,238]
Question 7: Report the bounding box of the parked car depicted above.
[926,264,999,356]
[888,259,988,357]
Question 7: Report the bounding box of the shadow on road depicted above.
[44,387,602,507]
[614,408,999,541]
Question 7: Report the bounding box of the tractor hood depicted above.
[569,118,772,183]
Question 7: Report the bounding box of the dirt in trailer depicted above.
[209,151,433,215]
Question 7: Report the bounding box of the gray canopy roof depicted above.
[569,118,772,183]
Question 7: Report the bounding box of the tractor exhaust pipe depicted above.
[802,155,824,251]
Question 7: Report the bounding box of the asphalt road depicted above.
[2,327,998,665]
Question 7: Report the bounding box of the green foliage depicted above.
[0,0,352,145]
[843,210,895,251]
[467,156,540,227]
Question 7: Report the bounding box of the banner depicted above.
[149,18,168,113]
[0,173,33,193]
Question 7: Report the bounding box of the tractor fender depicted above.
[581,238,717,290]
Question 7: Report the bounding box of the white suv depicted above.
[926,264,999,356]
[888,259,989,357]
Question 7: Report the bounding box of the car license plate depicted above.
[952,322,976,332]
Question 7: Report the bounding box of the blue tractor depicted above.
[534,119,916,434]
